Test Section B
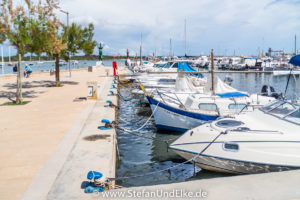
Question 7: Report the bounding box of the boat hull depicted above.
[171,149,299,174]
[146,96,217,132]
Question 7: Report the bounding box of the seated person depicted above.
[13,64,17,72]
[24,64,33,78]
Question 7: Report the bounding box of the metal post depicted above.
[67,12,71,77]
[211,49,215,95]
[60,9,71,77]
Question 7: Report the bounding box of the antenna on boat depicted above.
[210,49,215,95]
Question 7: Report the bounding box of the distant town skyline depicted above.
[2,0,299,57]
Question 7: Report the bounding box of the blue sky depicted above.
[2,0,300,57]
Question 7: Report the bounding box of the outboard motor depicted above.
[224,75,233,85]
[261,85,280,99]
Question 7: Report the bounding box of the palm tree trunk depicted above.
[55,54,60,87]
[16,53,22,104]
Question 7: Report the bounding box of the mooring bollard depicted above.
[84,171,106,193]
[98,119,113,130]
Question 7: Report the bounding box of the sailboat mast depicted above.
[169,38,172,60]
[211,49,215,95]
[184,19,186,57]
[140,32,142,64]
[295,34,297,55]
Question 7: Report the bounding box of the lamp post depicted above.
[98,42,103,63]
[60,9,71,77]
[1,46,4,75]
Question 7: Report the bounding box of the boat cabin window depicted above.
[223,143,239,151]
[198,103,218,111]
[216,120,244,128]
[285,109,300,125]
[228,104,247,110]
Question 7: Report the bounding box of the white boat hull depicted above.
[148,96,217,132]
[172,149,299,174]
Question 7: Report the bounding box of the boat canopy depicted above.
[204,76,248,97]
[177,62,196,72]
[289,55,300,66]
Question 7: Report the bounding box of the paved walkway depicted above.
[0,66,114,200]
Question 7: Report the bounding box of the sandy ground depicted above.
[0,66,118,200]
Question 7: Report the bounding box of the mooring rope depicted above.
[108,130,226,181]
[116,101,177,143]
[116,102,159,133]
[117,88,144,102]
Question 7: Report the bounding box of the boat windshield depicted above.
[260,100,300,125]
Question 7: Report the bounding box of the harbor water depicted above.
[0,60,124,75]
[116,72,300,187]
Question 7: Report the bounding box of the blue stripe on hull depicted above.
[156,124,188,133]
[146,96,218,121]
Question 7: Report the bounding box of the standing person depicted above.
[24,64,33,78]
[113,61,117,76]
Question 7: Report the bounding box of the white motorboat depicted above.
[146,76,274,132]
[170,100,300,174]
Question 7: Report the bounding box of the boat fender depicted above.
[165,141,169,152]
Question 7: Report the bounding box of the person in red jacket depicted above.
[113,61,117,76]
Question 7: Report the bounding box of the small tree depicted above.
[81,23,97,56]
[27,18,48,62]
[38,1,66,86]
[1,0,32,104]
[61,22,97,60]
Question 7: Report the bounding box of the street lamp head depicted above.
[60,9,68,15]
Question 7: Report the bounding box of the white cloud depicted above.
[3,0,300,56]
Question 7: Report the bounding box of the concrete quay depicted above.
[102,169,300,200]
[0,65,119,200]
[21,76,118,199]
